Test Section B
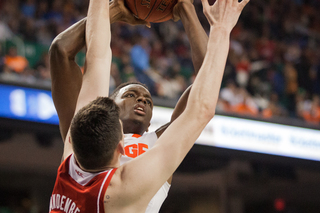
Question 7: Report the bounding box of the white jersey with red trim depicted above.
[121,132,171,213]
[50,154,117,213]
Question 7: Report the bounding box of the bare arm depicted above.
[75,0,112,112]
[174,1,208,73]
[60,0,112,159]
[156,2,208,136]
[49,18,86,142]
[111,0,250,211]
[50,0,149,143]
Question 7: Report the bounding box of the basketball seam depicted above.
[134,0,139,17]
[143,0,158,21]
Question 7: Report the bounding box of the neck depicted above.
[122,119,146,135]
[75,154,120,173]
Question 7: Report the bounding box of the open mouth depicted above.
[134,105,146,115]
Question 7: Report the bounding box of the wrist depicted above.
[110,2,122,23]
[209,26,231,38]
[175,1,195,19]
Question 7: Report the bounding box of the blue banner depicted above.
[0,84,59,125]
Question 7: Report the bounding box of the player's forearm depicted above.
[187,26,230,119]
[50,18,86,59]
[86,0,111,60]
[177,2,208,73]
[49,4,131,57]
[49,19,86,142]
[163,4,208,132]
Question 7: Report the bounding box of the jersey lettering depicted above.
[50,194,80,213]
[124,143,148,158]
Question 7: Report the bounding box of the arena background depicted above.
[1,0,320,212]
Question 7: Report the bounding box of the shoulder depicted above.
[124,132,157,143]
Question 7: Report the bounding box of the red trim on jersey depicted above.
[132,134,141,138]
[98,168,117,212]
[50,155,117,213]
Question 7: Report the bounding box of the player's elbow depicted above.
[201,103,216,122]
[188,102,216,124]
[49,38,68,59]
[198,97,217,120]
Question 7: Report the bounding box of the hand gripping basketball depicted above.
[124,0,178,22]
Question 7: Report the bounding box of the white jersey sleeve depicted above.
[121,132,171,213]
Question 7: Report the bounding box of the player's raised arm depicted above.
[173,0,208,74]
[156,0,208,136]
[50,0,149,145]
[170,0,208,119]
[111,0,250,211]
[74,0,112,113]
[49,18,87,142]
[60,0,112,159]
[76,0,150,112]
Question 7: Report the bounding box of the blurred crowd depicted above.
[0,0,320,126]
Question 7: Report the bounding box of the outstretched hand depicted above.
[201,0,249,32]
[110,0,151,27]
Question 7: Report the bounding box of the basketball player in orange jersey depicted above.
[50,0,249,211]
[50,0,208,212]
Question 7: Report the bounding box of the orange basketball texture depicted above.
[125,0,178,23]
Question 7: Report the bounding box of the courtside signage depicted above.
[0,84,59,125]
[150,106,320,162]
[0,84,319,162]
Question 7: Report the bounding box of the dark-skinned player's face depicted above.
[113,84,153,134]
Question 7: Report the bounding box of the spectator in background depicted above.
[110,62,123,92]
[20,18,37,42]
[130,35,157,95]
[0,0,320,126]
[262,92,287,119]
[220,80,240,107]
[34,52,51,86]
[256,35,276,62]
[296,90,312,116]
[4,46,28,74]
[0,20,13,42]
[308,52,320,95]
[231,88,259,117]
[45,0,63,26]
[156,62,187,100]
[235,54,251,88]
[300,95,320,125]
[21,0,36,18]
[122,64,137,82]
[283,62,298,116]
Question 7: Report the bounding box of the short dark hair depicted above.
[110,82,148,99]
[70,97,122,170]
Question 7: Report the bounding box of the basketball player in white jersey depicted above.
[49,0,208,211]
[50,0,250,211]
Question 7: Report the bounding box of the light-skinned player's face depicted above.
[113,84,153,134]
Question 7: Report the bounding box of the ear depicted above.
[117,140,125,155]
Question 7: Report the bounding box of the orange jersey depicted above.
[50,154,116,213]
[121,132,158,164]
[121,132,170,213]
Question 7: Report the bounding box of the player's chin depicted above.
[132,113,150,123]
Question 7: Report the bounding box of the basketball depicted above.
[125,0,178,23]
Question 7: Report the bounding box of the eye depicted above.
[124,93,135,98]
[146,100,152,106]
